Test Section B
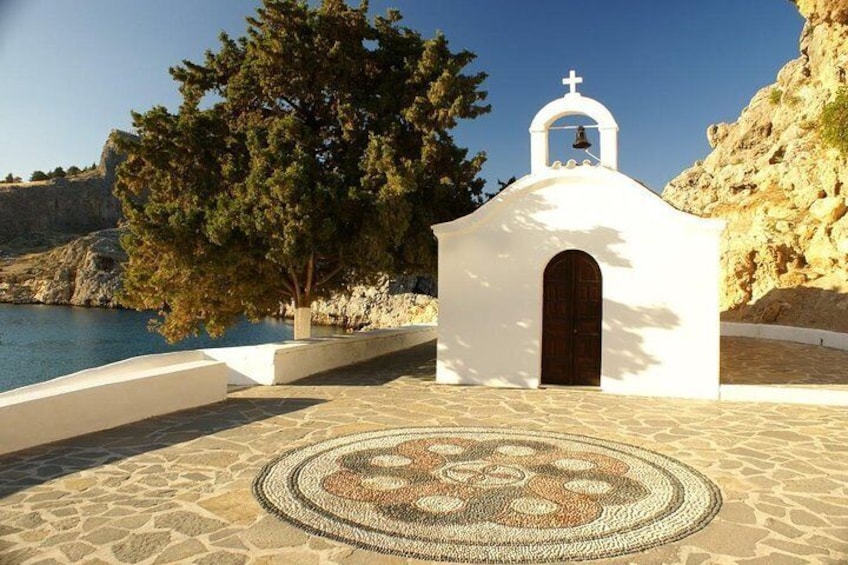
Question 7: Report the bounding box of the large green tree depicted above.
[115,0,489,342]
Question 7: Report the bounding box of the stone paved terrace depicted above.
[1,337,847,564]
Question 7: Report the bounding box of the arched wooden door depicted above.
[541,250,602,386]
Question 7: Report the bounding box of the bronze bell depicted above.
[572,125,592,149]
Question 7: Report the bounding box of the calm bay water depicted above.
[0,304,342,393]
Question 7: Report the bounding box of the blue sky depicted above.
[0,0,803,193]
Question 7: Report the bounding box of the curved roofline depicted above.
[529,93,620,172]
[529,93,619,132]
[432,166,726,238]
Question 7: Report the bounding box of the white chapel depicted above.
[432,72,726,400]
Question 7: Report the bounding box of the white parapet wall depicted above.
[721,321,848,351]
[0,351,228,456]
[0,325,437,456]
[203,324,438,385]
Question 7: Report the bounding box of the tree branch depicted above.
[315,262,344,288]
[304,253,314,299]
[287,264,302,306]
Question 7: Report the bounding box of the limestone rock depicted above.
[280,275,438,330]
[0,229,126,307]
[794,0,848,25]
[809,196,846,223]
[663,2,848,331]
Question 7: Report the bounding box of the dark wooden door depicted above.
[541,251,602,386]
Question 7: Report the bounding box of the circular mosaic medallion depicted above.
[253,427,721,563]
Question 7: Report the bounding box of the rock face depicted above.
[0,229,126,307]
[663,1,848,331]
[280,276,438,330]
[0,228,436,326]
[0,131,132,244]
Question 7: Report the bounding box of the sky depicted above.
[0,0,803,194]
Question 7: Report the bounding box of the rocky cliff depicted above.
[281,276,438,329]
[0,226,437,326]
[663,0,848,331]
[0,131,131,244]
[0,229,125,307]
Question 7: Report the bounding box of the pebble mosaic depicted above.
[253,427,722,563]
[0,337,846,564]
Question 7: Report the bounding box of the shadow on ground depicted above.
[289,340,437,386]
[0,397,324,497]
[720,336,848,386]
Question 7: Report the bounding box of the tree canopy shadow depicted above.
[601,299,680,379]
[0,397,324,497]
[437,185,695,387]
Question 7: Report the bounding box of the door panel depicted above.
[541,251,602,386]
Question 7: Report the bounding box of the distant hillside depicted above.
[0,130,133,244]
[663,0,848,332]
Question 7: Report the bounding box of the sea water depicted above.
[0,304,342,393]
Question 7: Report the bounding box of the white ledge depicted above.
[204,324,438,385]
[721,322,848,351]
[0,325,437,455]
[0,352,228,456]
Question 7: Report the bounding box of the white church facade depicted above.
[432,72,726,400]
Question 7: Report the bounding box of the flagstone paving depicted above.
[1,337,847,564]
[721,336,848,388]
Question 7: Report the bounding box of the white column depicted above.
[530,129,548,174]
[599,126,618,170]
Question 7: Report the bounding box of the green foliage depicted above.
[769,88,783,105]
[115,0,490,342]
[49,166,66,178]
[484,176,518,201]
[30,170,49,182]
[3,173,20,183]
[66,165,82,176]
[820,87,848,155]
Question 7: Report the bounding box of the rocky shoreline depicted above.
[0,229,125,308]
[279,276,438,330]
[0,229,438,329]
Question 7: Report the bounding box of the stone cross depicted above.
[562,70,583,95]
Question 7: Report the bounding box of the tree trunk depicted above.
[293,305,312,340]
[289,256,315,340]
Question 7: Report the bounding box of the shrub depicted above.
[769,88,783,105]
[66,165,81,176]
[820,87,848,155]
[30,170,49,181]
[49,166,66,178]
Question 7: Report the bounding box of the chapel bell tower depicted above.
[529,70,619,173]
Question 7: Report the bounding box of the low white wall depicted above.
[202,324,438,386]
[273,325,437,384]
[721,322,848,351]
[0,325,437,455]
[200,344,280,386]
[0,352,228,456]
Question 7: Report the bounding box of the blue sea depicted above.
[0,304,342,393]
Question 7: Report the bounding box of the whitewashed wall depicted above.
[433,165,725,399]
